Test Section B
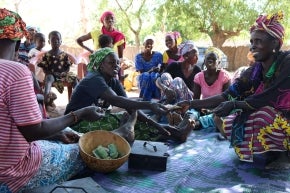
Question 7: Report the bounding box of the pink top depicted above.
[0,59,42,192]
[194,69,231,99]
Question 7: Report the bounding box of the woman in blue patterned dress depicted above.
[135,36,163,101]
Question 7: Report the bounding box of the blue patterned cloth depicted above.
[0,183,11,193]
[135,51,162,101]
[19,133,85,191]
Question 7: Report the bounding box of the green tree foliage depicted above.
[155,0,289,48]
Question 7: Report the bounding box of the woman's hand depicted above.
[149,102,169,115]
[164,87,176,103]
[153,65,161,72]
[48,130,79,144]
[78,106,105,122]
[156,124,176,136]
[176,100,191,108]
[212,101,234,117]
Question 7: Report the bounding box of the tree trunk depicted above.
[80,0,88,34]
[210,32,228,48]
[135,32,140,51]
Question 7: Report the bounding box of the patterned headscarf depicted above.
[166,31,182,46]
[250,11,285,48]
[143,35,155,44]
[87,47,115,72]
[178,40,199,56]
[100,11,115,24]
[205,47,224,61]
[0,8,28,40]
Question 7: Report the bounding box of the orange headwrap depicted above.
[0,8,28,40]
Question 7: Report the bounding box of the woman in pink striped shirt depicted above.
[0,8,105,193]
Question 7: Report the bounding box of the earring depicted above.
[273,49,276,53]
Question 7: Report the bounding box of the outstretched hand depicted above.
[49,130,79,144]
[78,106,106,122]
[149,102,169,115]
[176,100,191,108]
[212,101,233,117]
[171,101,190,115]
[156,124,176,136]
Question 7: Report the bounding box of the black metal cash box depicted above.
[128,140,169,171]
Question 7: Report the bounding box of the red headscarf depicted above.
[250,11,285,48]
[100,11,115,24]
[100,11,125,48]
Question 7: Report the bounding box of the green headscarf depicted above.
[87,47,115,72]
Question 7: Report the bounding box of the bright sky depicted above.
[2,0,95,46]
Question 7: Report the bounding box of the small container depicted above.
[128,140,169,171]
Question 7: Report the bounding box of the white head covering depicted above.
[178,40,199,56]
[143,35,155,44]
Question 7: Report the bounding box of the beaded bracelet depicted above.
[70,111,78,123]
[245,101,256,110]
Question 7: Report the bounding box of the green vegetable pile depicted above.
[92,143,120,159]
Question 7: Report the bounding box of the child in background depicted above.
[28,32,46,83]
[37,30,78,110]
[98,34,113,48]
[17,26,37,66]
[85,34,114,77]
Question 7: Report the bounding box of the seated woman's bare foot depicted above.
[119,111,130,126]
[168,119,193,143]
[265,151,290,169]
[166,112,174,126]
[112,111,137,146]
[178,113,195,130]
[172,112,183,126]
[193,120,201,130]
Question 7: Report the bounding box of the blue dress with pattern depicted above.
[135,51,162,101]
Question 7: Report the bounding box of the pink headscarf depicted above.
[166,31,182,46]
[100,11,115,24]
[250,11,285,47]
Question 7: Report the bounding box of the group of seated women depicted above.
[1,8,290,192]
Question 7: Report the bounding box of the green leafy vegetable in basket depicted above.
[108,143,119,159]
[92,143,120,159]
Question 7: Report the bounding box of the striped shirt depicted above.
[0,59,42,192]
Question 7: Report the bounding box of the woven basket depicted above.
[79,130,131,173]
